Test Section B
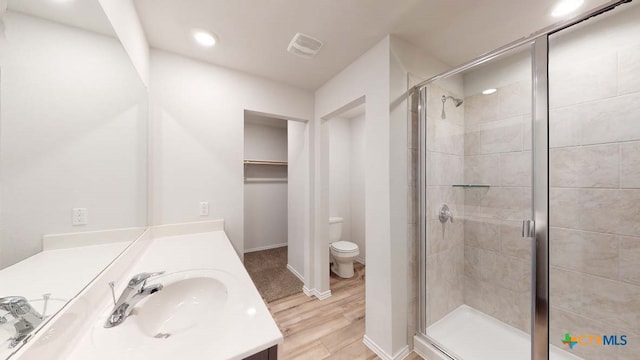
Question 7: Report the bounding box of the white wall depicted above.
[328,115,366,261]
[149,50,313,267]
[244,122,287,161]
[315,35,399,356]
[329,117,352,244]
[287,120,309,277]
[244,122,288,252]
[99,0,149,87]
[350,114,366,261]
[0,12,148,268]
[315,35,452,358]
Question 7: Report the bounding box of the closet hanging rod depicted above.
[243,160,288,166]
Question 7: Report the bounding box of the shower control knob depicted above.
[438,204,454,224]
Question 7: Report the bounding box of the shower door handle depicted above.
[522,220,535,238]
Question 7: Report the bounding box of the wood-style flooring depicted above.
[266,263,424,360]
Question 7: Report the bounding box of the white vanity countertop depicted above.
[64,230,283,360]
[0,242,130,303]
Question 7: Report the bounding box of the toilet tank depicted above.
[329,217,343,243]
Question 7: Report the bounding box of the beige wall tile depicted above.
[464,217,501,251]
[463,275,484,311]
[618,43,640,96]
[550,92,640,148]
[550,106,582,148]
[549,51,617,109]
[500,220,532,259]
[500,151,531,187]
[618,331,640,360]
[620,236,640,286]
[500,80,531,118]
[428,219,463,255]
[578,189,640,237]
[621,141,640,188]
[550,188,581,229]
[465,129,482,155]
[550,144,619,188]
[464,154,500,185]
[480,116,524,154]
[465,187,527,221]
[581,275,640,334]
[489,286,529,332]
[523,115,532,151]
[427,117,464,155]
[494,255,528,292]
[465,92,500,125]
[427,152,463,186]
[550,266,583,313]
[550,227,619,280]
[426,245,464,325]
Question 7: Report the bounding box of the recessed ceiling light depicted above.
[482,88,497,95]
[192,29,217,48]
[551,0,584,17]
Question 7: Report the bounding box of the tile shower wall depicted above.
[462,79,532,333]
[548,38,640,360]
[425,83,465,326]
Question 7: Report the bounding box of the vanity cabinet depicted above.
[243,345,278,360]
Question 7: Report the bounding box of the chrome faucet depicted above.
[0,296,44,348]
[104,271,165,328]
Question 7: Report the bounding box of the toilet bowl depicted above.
[329,217,360,278]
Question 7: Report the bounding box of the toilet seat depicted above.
[330,241,358,253]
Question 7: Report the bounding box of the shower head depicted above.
[441,95,464,119]
[443,95,463,107]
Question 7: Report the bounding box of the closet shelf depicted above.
[451,184,491,188]
[243,160,288,166]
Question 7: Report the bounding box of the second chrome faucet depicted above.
[104,271,165,328]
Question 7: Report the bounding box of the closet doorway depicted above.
[242,111,304,303]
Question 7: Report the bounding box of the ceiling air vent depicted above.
[287,33,323,58]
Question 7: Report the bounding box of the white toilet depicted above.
[329,217,360,278]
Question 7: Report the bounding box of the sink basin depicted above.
[90,269,246,359]
[134,273,227,337]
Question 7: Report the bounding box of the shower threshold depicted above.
[426,305,581,360]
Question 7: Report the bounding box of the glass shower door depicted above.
[548,2,640,359]
[421,42,535,359]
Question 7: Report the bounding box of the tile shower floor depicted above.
[427,305,581,360]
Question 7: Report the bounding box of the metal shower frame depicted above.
[415,1,633,359]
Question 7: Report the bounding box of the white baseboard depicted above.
[363,335,411,360]
[244,242,287,253]
[303,286,313,297]
[302,286,332,300]
[413,334,451,360]
[286,264,304,282]
[356,256,365,265]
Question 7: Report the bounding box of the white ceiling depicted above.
[133,0,613,90]
[7,0,115,37]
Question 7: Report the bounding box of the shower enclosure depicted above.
[416,1,640,359]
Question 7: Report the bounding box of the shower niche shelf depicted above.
[451,184,491,188]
